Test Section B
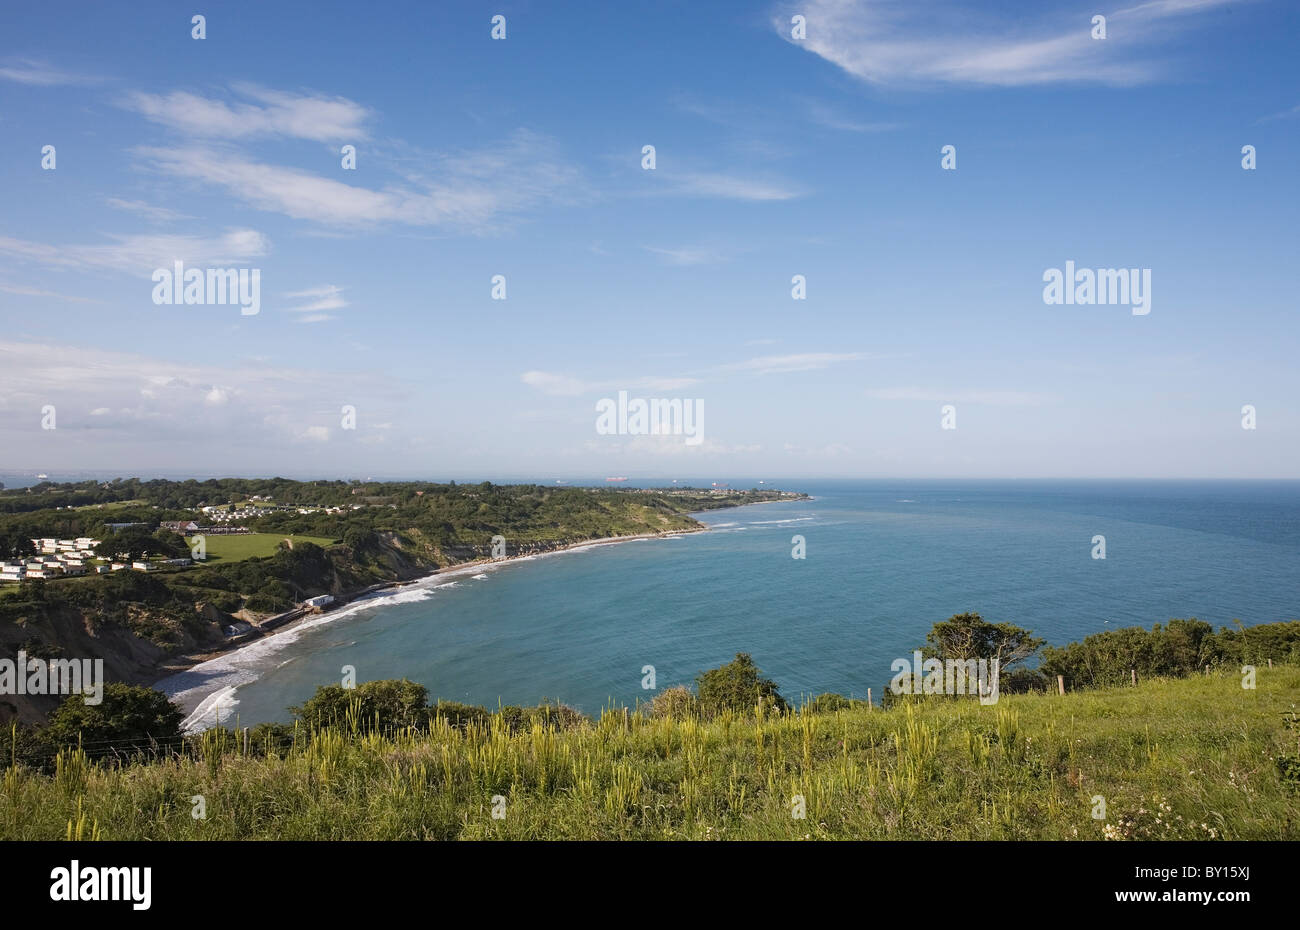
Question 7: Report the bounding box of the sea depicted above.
[156,480,1300,730]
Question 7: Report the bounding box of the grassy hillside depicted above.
[4,667,1295,840]
[182,533,338,562]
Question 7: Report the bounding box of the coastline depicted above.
[154,526,713,727]
[152,527,709,678]
[153,493,809,730]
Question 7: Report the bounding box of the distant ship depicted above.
[605,476,628,482]
[36,474,48,479]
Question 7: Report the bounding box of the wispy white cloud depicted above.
[0,229,269,276]
[777,0,1235,87]
[124,83,372,141]
[104,198,193,223]
[521,351,869,398]
[1258,102,1300,122]
[0,341,399,448]
[136,130,582,232]
[283,284,347,323]
[0,59,98,86]
[671,171,800,201]
[643,245,729,266]
[720,352,870,375]
[799,98,902,133]
[0,283,101,304]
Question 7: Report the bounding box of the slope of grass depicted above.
[2,668,1296,840]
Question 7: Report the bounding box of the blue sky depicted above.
[0,0,1296,480]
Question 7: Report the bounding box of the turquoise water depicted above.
[160,480,1300,728]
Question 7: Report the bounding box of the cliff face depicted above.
[0,603,216,725]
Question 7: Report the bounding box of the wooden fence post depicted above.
[1131,668,1137,687]
[1057,675,1065,695]
[866,688,872,710]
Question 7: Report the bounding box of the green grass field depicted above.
[66,498,148,511]
[184,533,337,562]
[3,667,1296,840]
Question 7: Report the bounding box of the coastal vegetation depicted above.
[0,616,1296,840]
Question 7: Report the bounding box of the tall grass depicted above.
[1,668,1296,840]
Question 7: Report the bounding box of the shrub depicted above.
[431,700,491,730]
[291,679,429,733]
[42,684,184,757]
[696,653,787,718]
[497,701,589,732]
[805,692,855,714]
[645,685,698,720]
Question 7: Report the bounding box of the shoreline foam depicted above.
[158,526,712,730]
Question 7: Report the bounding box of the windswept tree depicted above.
[922,612,1043,673]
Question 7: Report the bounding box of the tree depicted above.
[343,527,378,555]
[95,528,154,561]
[291,678,430,733]
[695,653,787,718]
[922,612,1043,673]
[43,684,184,751]
[149,528,188,559]
[0,531,34,559]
